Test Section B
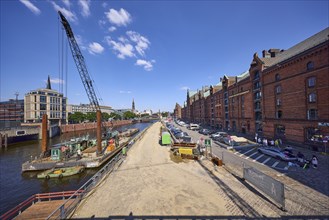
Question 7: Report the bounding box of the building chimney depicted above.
[262,50,270,58]
[268,49,281,58]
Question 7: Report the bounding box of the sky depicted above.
[1,0,328,112]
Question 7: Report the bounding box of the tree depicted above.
[123,111,136,119]
[140,113,149,118]
[68,112,85,124]
[86,112,96,122]
[109,112,122,120]
[161,112,169,117]
[102,112,110,121]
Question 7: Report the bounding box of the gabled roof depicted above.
[204,90,210,98]
[189,90,197,98]
[262,28,329,67]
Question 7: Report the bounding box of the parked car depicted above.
[257,147,297,161]
[199,129,211,135]
[189,123,200,130]
[211,132,227,139]
[174,132,189,139]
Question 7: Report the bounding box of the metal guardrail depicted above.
[45,124,151,219]
[0,191,82,220]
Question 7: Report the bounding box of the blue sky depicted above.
[1,1,328,112]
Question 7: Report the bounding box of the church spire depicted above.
[46,75,52,90]
[132,98,135,112]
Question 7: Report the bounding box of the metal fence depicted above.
[219,150,329,215]
[46,124,151,219]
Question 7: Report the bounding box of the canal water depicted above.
[0,122,153,215]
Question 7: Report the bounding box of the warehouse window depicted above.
[307,61,314,71]
[275,85,281,94]
[307,109,318,120]
[275,74,280,81]
[276,110,283,119]
[308,77,316,87]
[309,93,316,103]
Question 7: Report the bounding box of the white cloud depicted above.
[78,0,90,17]
[119,91,132,94]
[102,2,108,8]
[88,42,104,55]
[51,1,77,23]
[105,36,135,59]
[75,35,86,50]
[126,31,150,56]
[135,59,155,71]
[98,19,106,27]
[108,26,117,32]
[105,8,132,27]
[62,0,70,8]
[19,0,41,15]
[180,86,190,91]
[118,36,129,43]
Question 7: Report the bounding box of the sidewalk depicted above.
[225,130,329,197]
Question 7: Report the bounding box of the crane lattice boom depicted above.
[58,11,100,112]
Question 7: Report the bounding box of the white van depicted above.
[189,123,199,130]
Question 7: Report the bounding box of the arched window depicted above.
[275,74,280,81]
[309,93,316,103]
[307,61,314,71]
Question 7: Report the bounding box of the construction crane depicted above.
[58,11,100,112]
[58,11,105,154]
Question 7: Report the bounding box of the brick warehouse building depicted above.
[179,28,329,150]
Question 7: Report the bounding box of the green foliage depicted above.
[161,112,169,117]
[86,112,96,122]
[109,112,122,120]
[123,111,136,119]
[140,113,149,118]
[68,112,85,124]
[102,112,110,121]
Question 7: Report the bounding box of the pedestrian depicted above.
[77,148,82,160]
[122,146,127,156]
[275,139,279,148]
[297,151,305,162]
[311,155,318,168]
[258,137,262,144]
[255,134,258,143]
[279,138,282,146]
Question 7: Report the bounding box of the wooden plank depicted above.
[15,199,74,220]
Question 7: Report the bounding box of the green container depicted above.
[161,132,171,145]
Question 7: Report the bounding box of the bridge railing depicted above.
[46,123,152,220]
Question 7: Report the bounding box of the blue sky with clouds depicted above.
[1,1,328,112]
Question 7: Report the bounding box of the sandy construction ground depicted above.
[72,122,238,218]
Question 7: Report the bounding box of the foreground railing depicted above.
[46,124,151,220]
[0,191,83,220]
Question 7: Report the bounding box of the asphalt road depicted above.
[174,123,291,173]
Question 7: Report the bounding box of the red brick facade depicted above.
[179,28,329,150]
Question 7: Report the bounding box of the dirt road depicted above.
[73,122,236,218]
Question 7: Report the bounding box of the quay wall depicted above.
[60,120,132,133]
